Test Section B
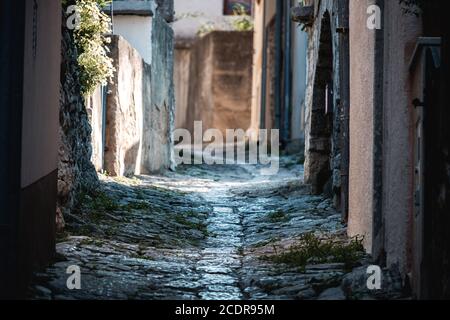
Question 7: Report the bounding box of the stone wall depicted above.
[174,42,192,129]
[180,31,254,134]
[58,24,99,230]
[104,35,146,177]
[104,31,174,176]
[86,87,104,172]
[147,13,175,172]
[302,0,344,204]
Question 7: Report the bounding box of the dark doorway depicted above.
[423,44,450,300]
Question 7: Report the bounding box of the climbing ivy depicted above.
[63,0,115,96]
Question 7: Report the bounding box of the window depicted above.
[223,0,253,15]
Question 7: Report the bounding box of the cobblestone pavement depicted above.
[29,156,392,300]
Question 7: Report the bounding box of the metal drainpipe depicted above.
[274,0,284,131]
[260,1,268,130]
[283,0,292,145]
[372,0,385,263]
[338,0,350,221]
[102,0,114,170]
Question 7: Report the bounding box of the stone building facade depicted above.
[296,0,450,299]
[89,0,176,175]
[346,0,450,299]
[181,31,254,135]
[173,0,254,135]
[294,0,350,213]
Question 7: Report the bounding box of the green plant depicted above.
[123,201,151,212]
[174,215,208,237]
[231,3,254,32]
[267,210,290,223]
[80,190,120,213]
[65,0,115,96]
[197,3,254,36]
[263,233,365,272]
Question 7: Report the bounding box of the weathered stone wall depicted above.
[58,25,99,230]
[148,13,175,171]
[182,31,254,134]
[105,29,174,176]
[104,35,145,177]
[174,42,192,129]
[86,86,104,172]
[302,0,344,202]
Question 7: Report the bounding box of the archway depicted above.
[305,12,334,195]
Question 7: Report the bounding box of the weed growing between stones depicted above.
[267,210,290,223]
[77,189,152,214]
[263,233,365,272]
[81,190,121,212]
[174,215,209,237]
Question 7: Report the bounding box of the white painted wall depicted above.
[173,0,228,40]
[113,15,153,64]
[175,0,223,16]
[21,0,61,188]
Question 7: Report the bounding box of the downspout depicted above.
[102,0,114,170]
[283,0,292,145]
[274,0,284,130]
[372,0,385,264]
[338,0,350,221]
[260,1,267,129]
[101,85,107,171]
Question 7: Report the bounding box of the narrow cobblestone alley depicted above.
[3,0,449,303]
[28,156,380,300]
